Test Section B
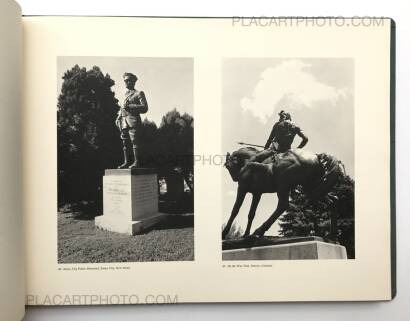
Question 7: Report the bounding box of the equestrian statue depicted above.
[222,110,343,239]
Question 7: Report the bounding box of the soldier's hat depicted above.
[278,110,287,119]
[123,72,138,82]
[278,110,292,121]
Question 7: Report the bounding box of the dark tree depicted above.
[57,65,121,207]
[138,118,159,168]
[279,175,355,258]
[151,109,194,211]
[157,109,194,181]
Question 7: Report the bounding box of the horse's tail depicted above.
[306,153,344,200]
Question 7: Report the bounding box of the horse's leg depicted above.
[222,186,246,239]
[243,193,261,237]
[252,190,290,237]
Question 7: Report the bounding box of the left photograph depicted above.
[57,57,194,263]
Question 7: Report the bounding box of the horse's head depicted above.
[224,147,260,182]
[224,152,243,182]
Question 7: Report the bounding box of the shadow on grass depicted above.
[60,195,194,222]
[58,201,101,221]
[155,214,194,231]
[158,193,194,214]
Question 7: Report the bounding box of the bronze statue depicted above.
[116,72,148,169]
[222,147,342,239]
[265,110,308,151]
[250,110,309,163]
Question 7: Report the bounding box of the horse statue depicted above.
[222,147,343,239]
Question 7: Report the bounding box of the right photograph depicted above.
[221,58,355,260]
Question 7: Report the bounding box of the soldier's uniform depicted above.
[265,119,303,153]
[250,111,307,163]
[117,89,148,144]
[116,72,148,169]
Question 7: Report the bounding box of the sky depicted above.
[222,58,354,236]
[57,57,194,126]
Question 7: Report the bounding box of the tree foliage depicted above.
[279,175,355,258]
[156,109,194,176]
[136,109,194,174]
[57,65,121,205]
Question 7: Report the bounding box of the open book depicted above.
[0,1,396,320]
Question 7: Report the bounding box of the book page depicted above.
[23,16,392,304]
[0,1,25,320]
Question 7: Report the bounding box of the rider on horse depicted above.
[251,110,309,163]
[223,111,342,239]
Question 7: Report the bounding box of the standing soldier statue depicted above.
[115,72,148,169]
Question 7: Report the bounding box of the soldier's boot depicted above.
[118,147,129,169]
[128,146,138,169]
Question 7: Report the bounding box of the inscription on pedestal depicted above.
[97,169,166,235]
[103,175,131,219]
[131,174,158,220]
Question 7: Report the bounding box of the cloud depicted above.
[240,60,349,124]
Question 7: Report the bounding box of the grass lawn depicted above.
[58,213,194,263]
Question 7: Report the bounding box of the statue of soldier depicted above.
[115,72,148,169]
[251,110,308,163]
[265,110,308,152]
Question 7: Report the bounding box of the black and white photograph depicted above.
[222,58,355,260]
[57,57,194,263]
[0,4,401,319]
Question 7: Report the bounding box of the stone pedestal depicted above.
[222,237,347,260]
[95,168,167,235]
